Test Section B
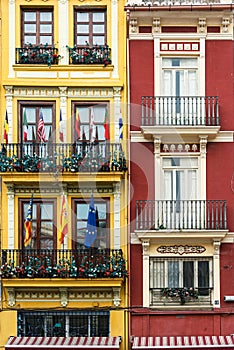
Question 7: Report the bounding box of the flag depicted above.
[3,110,9,144]
[104,108,110,140]
[23,110,28,142]
[59,109,64,142]
[24,194,33,247]
[59,193,68,245]
[119,116,123,140]
[84,195,97,248]
[37,110,46,142]
[90,107,95,143]
[75,108,81,140]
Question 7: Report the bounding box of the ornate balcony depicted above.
[15,44,61,66]
[0,248,127,279]
[0,142,127,173]
[135,200,227,231]
[142,96,219,126]
[67,44,111,65]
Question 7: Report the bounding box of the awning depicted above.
[132,336,234,349]
[5,336,121,349]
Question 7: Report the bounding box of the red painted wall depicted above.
[130,245,143,307]
[131,313,234,336]
[206,142,234,231]
[129,40,154,131]
[130,142,154,232]
[205,41,234,130]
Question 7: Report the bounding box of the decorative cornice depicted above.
[157,245,206,255]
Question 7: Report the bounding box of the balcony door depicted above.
[162,58,199,125]
[161,157,199,229]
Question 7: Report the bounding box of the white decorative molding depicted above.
[198,18,206,33]
[59,87,68,143]
[60,288,68,307]
[68,87,114,98]
[7,288,15,307]
[142,239,150,256]
[5,86,13,143]
[222,17,230,33]
[154,137,161,158]
[199,136,208,158]
[113,87,122,142]
[213,240,221,308]
[112,287,121,307]
[130,18,138,33]
[152,18,160,33]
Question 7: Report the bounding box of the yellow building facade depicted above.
[0,0,128,348]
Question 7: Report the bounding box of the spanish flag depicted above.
[24,194,33,247]
[59,193,68,245]
[75,108,81,140]
[3,110,9,144]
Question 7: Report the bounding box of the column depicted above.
[59,87,68,142]
[5,86,13,143]
[111,0,119,78]
[213,240,221,308]
[7,185,15,249]
[113,87,122,142]
[58,0,69,66]
[113,183,121,249]
[199,136,207,200]
[142,239,150,307]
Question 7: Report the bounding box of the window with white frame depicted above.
[149,257,213,303]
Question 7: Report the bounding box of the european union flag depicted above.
[84,195,97,248]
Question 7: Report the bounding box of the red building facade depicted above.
[126,1,234,348]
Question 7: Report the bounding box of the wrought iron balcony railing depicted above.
[67,45,111,65]
[0,249,127,279]
[0,142,127,173]
[16,44,61,66]
[136,200,227,230]
[142,96,219,126]
[150,287,213,306]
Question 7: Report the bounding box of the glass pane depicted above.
[41,204,53,219]
[79,108,89,123]
[41,108,52,123]
[40,239,53,249]
[93,25,104,33]
[40,12,52,21]
[77,25,89,33]
[93,12,105,22]
[183,261,194,288]
[41,222,53,236]
[25,108,36,123]
[24,36,36,45]
[77,203,89,219]
[24,12,36,21]
[77,36,90,45]
[92,36,105,46]
[24,24,36,33]
[40,36,52,45]
[40,24,52,33]
[168,261,179,287]
[198,261,209,287]
[77,12,89,22]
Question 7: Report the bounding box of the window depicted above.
[150,257,212,303]
[19,102,55,143]
[19,198,56,249]
[73,103,109,142]
[74,9,106,46]
[73,198,109,249]
[162,157,198,200]
[18,311,109,337]
[21,8,53,46]
[162,58,198,97]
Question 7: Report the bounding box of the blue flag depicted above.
[84,195,97,248]
[119,117,123,140]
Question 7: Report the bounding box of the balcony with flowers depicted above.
[67,44,111,66]
[15,44,61,66]
[0,142,127,174]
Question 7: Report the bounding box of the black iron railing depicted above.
[67,45,111,65]
[16,44,61,66]
[0,142,127,173]
[136,200,227,230]
[0,248,127,278]
[150,287,213,306]
[142,96,219,126]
